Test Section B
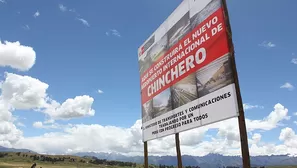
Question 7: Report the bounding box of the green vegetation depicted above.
[268,166,297,168]
[0,152,145,168]
[0,152,296,168]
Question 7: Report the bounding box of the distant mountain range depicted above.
[0,146,36,154]
[1,146,296,168]
[74,152,297,168]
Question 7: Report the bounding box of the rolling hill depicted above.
[74,152,297,168]
[1,146,296,168]
[0,146,36,153]
[0,151,140,168]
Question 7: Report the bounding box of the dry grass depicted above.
[0,152,136,168]
[268,166,297,168]
[0,162,135,168]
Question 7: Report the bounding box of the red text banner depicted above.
[140,7,229,105]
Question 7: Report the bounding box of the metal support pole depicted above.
[144,141,149,168]
[175,133,183,168]
[221,0,251,167]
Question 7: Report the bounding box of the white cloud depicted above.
[15,121,143,154]
[58,4,76,13]
[44,119,55,124]
[243,103,264,110]
[33,121,43,128]
[22,25,30,30]
[0,100,23,148]
[0,100,12,122]
[0,40,36,71]
[0,0,6,3]
[16,122,25,127]
[280,82,294,91]
[294,112,297,116]
[291,58,297,64]
[58,4,85,26]
[279,127,297,148]
[207,103,289,143]
[259,41,276,48]
[98,89,104,94]
[1,72,49,110]
[59,4,67,12]
[106,29,121,37]
[44,95,95,120]
[0,121,23,148]
[13,103,294,156]
[69,9,76,13]
[76,18,90,27]
[0,71,96,148]
[33,10,40,18]
[248,143,294,157]
[279,127,295,141]
[112,29,121,37]
[33,121,61,129]
[246,103,290,131]
[251,133,262,144]
[0,72,95,120]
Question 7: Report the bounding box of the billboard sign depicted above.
[138,0,239,142]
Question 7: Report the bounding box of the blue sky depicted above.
[0,0,297,156]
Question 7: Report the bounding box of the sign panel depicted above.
[138,0,239,142]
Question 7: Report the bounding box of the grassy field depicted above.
[0,161,142,168]
[0,161,146,168]
[0,161,107,168]
[0,152,296,168]
[0,162,97,168]
[268,166,297,168]
[0,152,144,168]
[0,162,296,168]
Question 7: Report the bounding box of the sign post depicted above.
[144,141,148,168]
[221,0,251,167]
[175,133,183,168]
